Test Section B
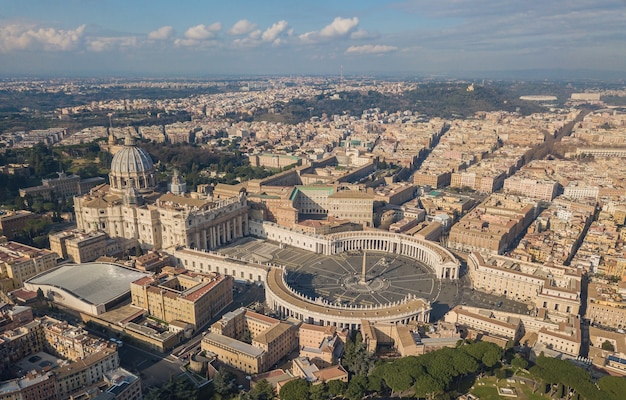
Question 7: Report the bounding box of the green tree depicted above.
[213,368,235,396]
[598,375,626,400]
[250,379,275,400]
[342,333,376,376]
[511,355,528,371]
[308,382,328,400]
[366,373,383,393]
[494,368,507,379]
[327,379,346,397]
[413,375,445,400]
[529,354,600,399]
[36,288,45,303]
[601,340,615,352]
[379,363,413,394]
[279,379,310,400]
[241,329,253,344]
[345,375,367,400]
[144,375,199,400]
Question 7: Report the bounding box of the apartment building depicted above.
[41,316,109,362]
[0,241,58,288]
[0,371,58,400]
[0,320,45,376]
[55,347,120,399]
[510,199,595,266]
[448,194,537,254]
[503,178,560,201]
[586,282,626,329]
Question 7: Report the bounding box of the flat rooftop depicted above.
[27,262,150,306]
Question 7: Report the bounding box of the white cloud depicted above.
[174,38,198,47]
[87,36,138,52]
[184,23,221,40]
[228,19,257,35]
[148,26,174,40]
[319,17,359,39]
[345,44,398,54]
[262,20,288,42]
[0,23,86,52]
[350,29,376,40]
[231,20,289,48]
[299,17,359,43]
[249,30,262,40]
[272,38,286,47]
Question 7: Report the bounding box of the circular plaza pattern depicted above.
[257,229,461,329]
[280,251,438,307]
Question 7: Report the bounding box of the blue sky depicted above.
[0,0,624,78]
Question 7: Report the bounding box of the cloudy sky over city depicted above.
[0,0,624,77]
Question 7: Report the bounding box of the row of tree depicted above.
[530,354,626,400]
[279,339,502,400]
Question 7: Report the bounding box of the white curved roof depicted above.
[26,262,149,306]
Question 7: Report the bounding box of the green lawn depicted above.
[470,385,502,400]
[469,375,551,400]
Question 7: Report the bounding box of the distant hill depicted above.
[257,83,546,124]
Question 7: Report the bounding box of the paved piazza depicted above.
[220,237,443,307]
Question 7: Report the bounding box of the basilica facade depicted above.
[74,136,249,251]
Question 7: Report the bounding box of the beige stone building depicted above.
[134,251,171,272]
[49,230,108,263]
[450,171,508,193]
[467,252,581,315]
[0,320,45,376]
[131,268,233,330]
[20,172,105,201]
[202,308,299,374]
[74,136,249,251]
[55,347,120,399]
[289,186,375,228]
[291,357,348,385]
[0,211,35,240]
[201,332,265,374]
[448,194,537,254]
[0,241,58,288]
[503,178,560,201]
[249,153,302,169]
[586,282,626,329]
[41,316,109,362]
[445,307,523,343]
[413,171,451,188]
[327,191,374,227]
[445,305,581,357]
[298,324,339,367]
[361,320,426,357]
[537,322,581,356]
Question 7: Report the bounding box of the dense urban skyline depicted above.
[0,0,625,78]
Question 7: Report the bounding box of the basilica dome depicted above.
[109,135,157,193]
